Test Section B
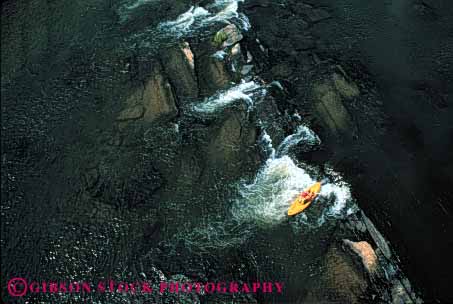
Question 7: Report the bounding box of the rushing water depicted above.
[192,80,264,114]
[119,0,250,53]
[142,2,423,302]
[1,0,424,303]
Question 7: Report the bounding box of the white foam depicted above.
[156,0,249,38]
[158,6,210,35]
[192,81,263,114]
[212,50,228,60]
[124,0,155,11]
[259,130,276,159]
[276,125,321,157]
[232,156,314,226]
[232,126,352,229]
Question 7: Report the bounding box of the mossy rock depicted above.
[213,30,228,48]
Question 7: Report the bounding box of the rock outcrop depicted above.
[343,239,378,275]
[305,244,370,304]
[312,72,359,142]
[160,42,198,101]
[118,64,178,125]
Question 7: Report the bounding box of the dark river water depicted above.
[2,0,451,303]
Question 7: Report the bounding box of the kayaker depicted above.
[300,190,315,201]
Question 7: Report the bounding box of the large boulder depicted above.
[305,244,370,304]
[142,67,178,122]
[312,72,359,141]
[197,52,232,97]
[213,24,244,48]
[343,239,378,275]
[117,64,178,124]
[160,42,199,101]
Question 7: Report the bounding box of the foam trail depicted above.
[118,0,158,22]
[158,6,210,36]
[157,0,249,38]
[232,155,353,228]
[259,130,276,159]
[192,81,263,114]
[171,221,252,255]
[232,124,353,228]
[276,125,321,157]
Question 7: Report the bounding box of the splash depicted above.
[259,130,276,159]
[276,125,321,157]
[158,6,210,36]
[192,81,264,114]
[157,0,249,38]
[231,125,353,229]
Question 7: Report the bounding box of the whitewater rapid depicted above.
[231,126,356,229]
[119,0,250,48]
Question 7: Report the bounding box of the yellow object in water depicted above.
[287,182,321,216]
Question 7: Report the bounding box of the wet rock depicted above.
[205,104,259,178]
[160,42,198,101]
[343,239,378,275]
[241,65,254,76]
[142,66,179,122]
[271,62,294,78]
[291,34,316,51]
[197,52,232,96]
[361,211,392,260]
[391,278,423,304]
[305,244,370,304]
[333,73,360,99]
[119,64,178,124]
[116,104,145,121]
[313,80,354,139]
[216,24,243,48]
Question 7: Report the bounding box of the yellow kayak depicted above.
[287,182,321,216]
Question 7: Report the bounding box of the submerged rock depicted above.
[117,104,145,121]
[305,244,370,304]
[333,73,360,99]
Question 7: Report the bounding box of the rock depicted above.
[313,80,354,138]
[142,67,179,122]
[215,24,243,48]
[205,105,259,177]
[160,42,198,101]
[343,239,378,274]
[361,211,392,259]
[291,34,316,51]
[333,73,360,99]
[241,65,254,75]
[270,62,294,78]
[305,244,369,304]
[119,64,178,124]
[116,105,145,121]
[391,278,422,304]
[197,52,232,96]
